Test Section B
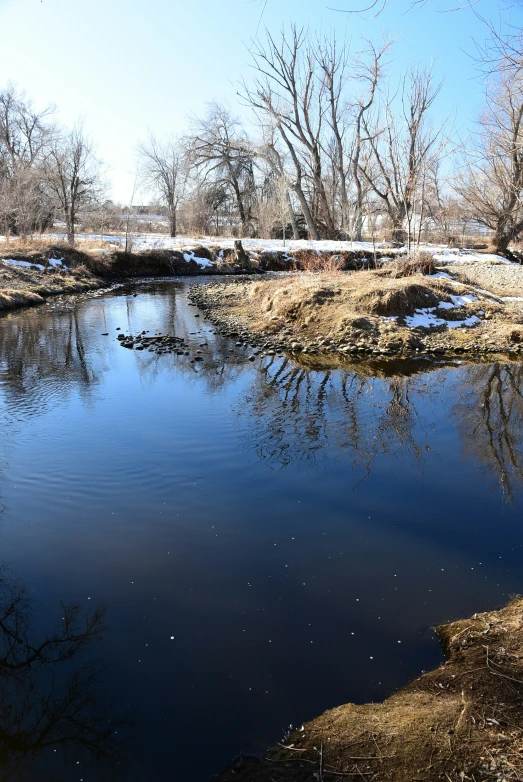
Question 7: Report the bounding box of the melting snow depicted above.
[183,251,214,268]
[405,306,480,329]
[403,293,480,328]
[432,249,515,265]
[1,257,68,271]
[1,258,44,270]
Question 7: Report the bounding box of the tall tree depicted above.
[0,85,54,236]
[187,103,256,236]
[360,65,443,243]
[43,124,103,244]
[138,134,189,237]
[458,52,523,254]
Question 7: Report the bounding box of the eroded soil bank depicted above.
[190,266,523,360]
[214,598,523,782]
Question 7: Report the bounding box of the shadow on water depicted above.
[0,566,126,782]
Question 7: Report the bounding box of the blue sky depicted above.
[0,0,516,201]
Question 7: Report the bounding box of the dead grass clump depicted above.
[0,289,44,311]
[389,252,435,278]
[294,249,345,274]
[354,279,441,316]
[190,245,214,261]
[453,270,478,287]
[248,275,342,324]
[0,241,102,274]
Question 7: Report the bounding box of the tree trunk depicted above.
[229,169,247,237]
[278,126,319,241]
[493,229,510,254]
[67,208,75,244]
[292,184,319,241]
[233,239,251,266]
[352,206,363,243]
[390,205,407,244]
[169,208,177,238]
[391,224,407,244]
[287,191,299,239]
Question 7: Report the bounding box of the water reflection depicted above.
[0,283,522,500]
[0,303,106,420]
[454,363,523,501]
[243,356,436,479]
[0,565,125,781]
[1,281,523,781]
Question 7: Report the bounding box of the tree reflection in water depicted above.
[243,356,434,481]
[241,356,523,499]
[453,362,523,501]
[0,566,125,781]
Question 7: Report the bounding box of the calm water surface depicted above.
[0,279,523,781]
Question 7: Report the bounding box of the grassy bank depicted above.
[215,597,523,782]
[0,238,400,314]
[189,264,523,359]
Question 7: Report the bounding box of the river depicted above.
[0,278,522,781]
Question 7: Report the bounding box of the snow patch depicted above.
[48,257,67,269]
[1,256,68,271]
[405,308,480,329]
[1,258,44,271]
[432,249,515,265]
[183,251,214,269]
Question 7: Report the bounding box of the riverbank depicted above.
[189,265,523,360]
[0,260,106,312]
[214,597,523,782]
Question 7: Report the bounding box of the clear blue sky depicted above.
[0,0,517,202]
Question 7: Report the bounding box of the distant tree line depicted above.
[2,17,523,253]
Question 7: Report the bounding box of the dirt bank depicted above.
[214,598,523,782]
[189,267,523,360]
[0,259,105,313]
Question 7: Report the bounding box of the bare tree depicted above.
[242,27,330,240]
[458,55,523,253]
[360,65,443,243]
[258,126,301,238]
[43,124,103,244]
[349,40,392,240]
[339,0,519,15]
[187,103,256,236]
[0,85,54,237]
[138,134,189,237]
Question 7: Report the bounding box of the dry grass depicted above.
[388,252,435,278]
[0,289,45,310]
[248,271,455,329]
